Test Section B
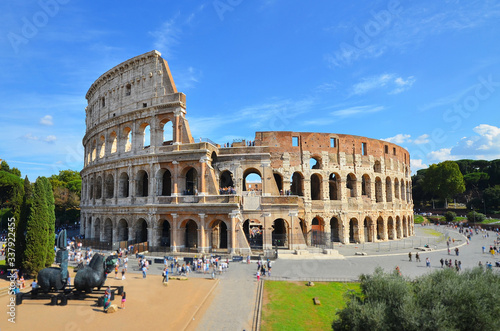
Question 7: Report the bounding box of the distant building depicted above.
[80,50,414,254]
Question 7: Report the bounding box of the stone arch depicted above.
[311,216,325,245]
[220,170,234,190]
[103,218,113,243]
[387,216,395,240]
[160,119,174,145]
[346,173,357,197]
[139,122,151,148]
[96,176,102,199]
[330,217,341,242]
[310,173,322,200]
[402,216,408,237]
[91,139,97,161]
[375,177,383,202]
[273,172,283,193]
[310,156,321,169]
[329,173,340,200]
[117,219,129,241]
[93,217,101,240]
[134,218,148,243]
[349,218,359,243]
[105,174,114,199]
[243,219,263,249]
[99,135,105,158]
[159,219,171,246]
[386,177,393,202]
[123,127,132,152]
[136,170,149,197]
[210,219,228,249]
[243,168,262,192]
[376,216,385,240]
[156,168,172,196]
[110,131,117,154]
[118,172,129,198]
[290,172,304,196]
[361,174,371,198]
[182,219,198,248]
[184,167,198,195]
[394,178,400,199]
[272,218,289,248]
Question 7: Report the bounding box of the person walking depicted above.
[121,268,126,280]
[440,258,444,268]
[408,252,412,262]
[142,265,147,279]
[425,257,431,268]
[120,292,126,309]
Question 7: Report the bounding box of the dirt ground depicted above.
[0,273,218,331]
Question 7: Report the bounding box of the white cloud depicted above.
[351,74,416,95]
[451,124,500,156]
[413,134,430,145]
[410,159,428,173]
[150,15,181,58]
[22,133,39,141]
[332,105,384,117]
[428,148,453,162]
[20,133,57,143]
[40,115,53,126]
[45,135,57,143]
[175,66,202,90]
[382,133,411,144]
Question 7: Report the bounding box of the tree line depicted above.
[0,161,81,276]
[412,159,500,213]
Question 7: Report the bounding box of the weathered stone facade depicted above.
[80,50,414,254]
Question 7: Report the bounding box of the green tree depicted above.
[423,161,465,208]
[15,176,32,269]
[467,211,486,223]
[483,185,500,210]
[40,177,56,267]
[444,211,456,222]
[22,177,49,276]
[333,268,500,331]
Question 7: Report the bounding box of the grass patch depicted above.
[420,228,443,237]
[261,281,360,331]
[414,215,425,224]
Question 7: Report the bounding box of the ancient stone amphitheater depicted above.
[80,50,414,254]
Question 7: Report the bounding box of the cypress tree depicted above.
[15,176,31,269]
[41,177,56,266]
[22,178,49,276]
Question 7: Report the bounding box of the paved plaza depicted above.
[1,224,499,330]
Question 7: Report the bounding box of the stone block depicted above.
[106,305,119,313]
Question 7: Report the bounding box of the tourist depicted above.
[121,269,126,280]
[256,271,260,281]
[425,257,431,268]
[142,264,148,278]
[31,279,38,289]
[162,267,169,283]
[408,252,412,262]
[440,258,444,268]
[115,265,119,279]
[121,292,126,309]
[415,252,420,262]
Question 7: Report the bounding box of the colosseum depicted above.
[80,50,414,254]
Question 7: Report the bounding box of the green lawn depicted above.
[420,228,443,237]
[261,281,360,331]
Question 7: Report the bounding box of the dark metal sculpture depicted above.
[74,254,117,292]
[37,230,68,293]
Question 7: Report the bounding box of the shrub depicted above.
[444,211,456,222]
[467,211,485,223]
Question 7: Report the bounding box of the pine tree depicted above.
[41,177,56,266]
[22,178,49,276]
[15,176,31,269]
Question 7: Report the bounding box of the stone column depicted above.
[172,161,179,197]
[199,156,209,196]
[289,211,297,249]
[173,108,182,144]
[229,211,240,254]
[171,213,179,252]
[262,212,273,250]
[114,168,119,205]
[198,214,207,253]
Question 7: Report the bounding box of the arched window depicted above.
[274,173,283,193]
[346,174,357,197]
[310,173,322,200]
[119,172,129,198]
[161,170,171,196]
[105,174,114,199]
[386,177,392,202]
[99,135,105,158]
[310,157,321,169]
[141,123,151,148]
[361,174,371,197]
[110,131,117,154]
[124,127,132,152]
[290,172,304,196]
[329,173,340,200]
[185,168,198,195]
[374,160,382,173]
[91,139,97,161]
[330,217,340,242]
[95,176,102,199]
[401,180,406,201]
[136,170,149,197]
[161,120,173,145]
[243,169,262,192]
[394,178,400,199]
[220,170,234,192]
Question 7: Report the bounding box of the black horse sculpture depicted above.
[74,254,117,292]
[37,230,68,293]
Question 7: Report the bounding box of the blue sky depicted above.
[1,0,500,181]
